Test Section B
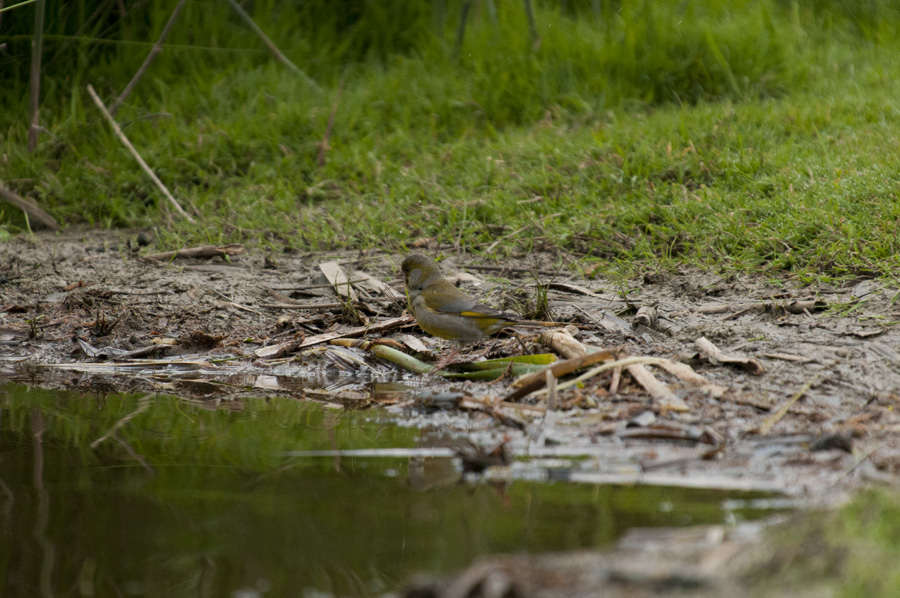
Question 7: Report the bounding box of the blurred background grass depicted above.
[1,0,899,277]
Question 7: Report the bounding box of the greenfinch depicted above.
[400,253,552,347]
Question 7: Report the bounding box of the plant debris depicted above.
[3,231,900,504]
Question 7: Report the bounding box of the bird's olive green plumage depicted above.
[400,253,534,344]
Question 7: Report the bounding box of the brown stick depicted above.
[625,363,688,412]
[27,0,46,151]
[757,373,820,435]
[504,348,615,402]
[143,244,244,261]
[86,83,197,224]
[0,183,59,229]
[254,315,414,358]
[545,368,557,410]
[609,365,622,394]
[225,0,320,92]
[109,0,187,115]
[695,336,764,375]
[696,299,828,315]
[539,328,585,359]
[259,302,343,310]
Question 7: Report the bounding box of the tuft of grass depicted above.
[2,1,900,280]
[752,489,900,596]
[525,281,552,322]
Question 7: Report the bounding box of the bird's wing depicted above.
[421,285,518,321]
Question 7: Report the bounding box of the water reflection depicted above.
[1,384,771,597]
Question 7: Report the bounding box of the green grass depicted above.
[2,1,900,280]
[754,489,900,597]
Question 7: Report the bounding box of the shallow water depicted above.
[0,383,776,597]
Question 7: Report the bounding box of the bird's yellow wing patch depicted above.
[459,310,495,319]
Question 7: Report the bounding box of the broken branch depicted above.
[695,336,764,375]
[109,0,186,115]
[225,0,320,92]
[504,348,616,402]
[143,244,244,261]
[0,183,59,229]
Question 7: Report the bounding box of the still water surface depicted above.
[1,383,770,597]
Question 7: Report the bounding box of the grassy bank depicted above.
[754,489,900,596]
[2,0,899,279]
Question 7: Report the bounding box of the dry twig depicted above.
[504,348,616,402]
[225,0,320,91]
[143,244,244,261]
[259,302,343,310]
[27,0,46,151]
[625,362,688,412]
[110,0,186,114]
[757,374,820,435]
[87,84,197,224]
[547,282,619,302]
[255,315,413,358]
[696,299,828,316]
[545,368,558,410]
[0,183,59,229]
[695,336,764,375]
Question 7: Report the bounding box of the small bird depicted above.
[400,253,555,364]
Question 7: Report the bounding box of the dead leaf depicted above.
[319,261,358,301]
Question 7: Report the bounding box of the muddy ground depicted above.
[3,230,900,596]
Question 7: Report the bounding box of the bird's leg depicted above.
[470,339,498,361]
[430,345,463,372]
[511,331,529,354]
[433,340,496,372]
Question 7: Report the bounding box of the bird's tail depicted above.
[513,320,566,327]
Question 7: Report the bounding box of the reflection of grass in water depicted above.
[0,383,414,470]
[753,489,900,596]
[0,383,778,596]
